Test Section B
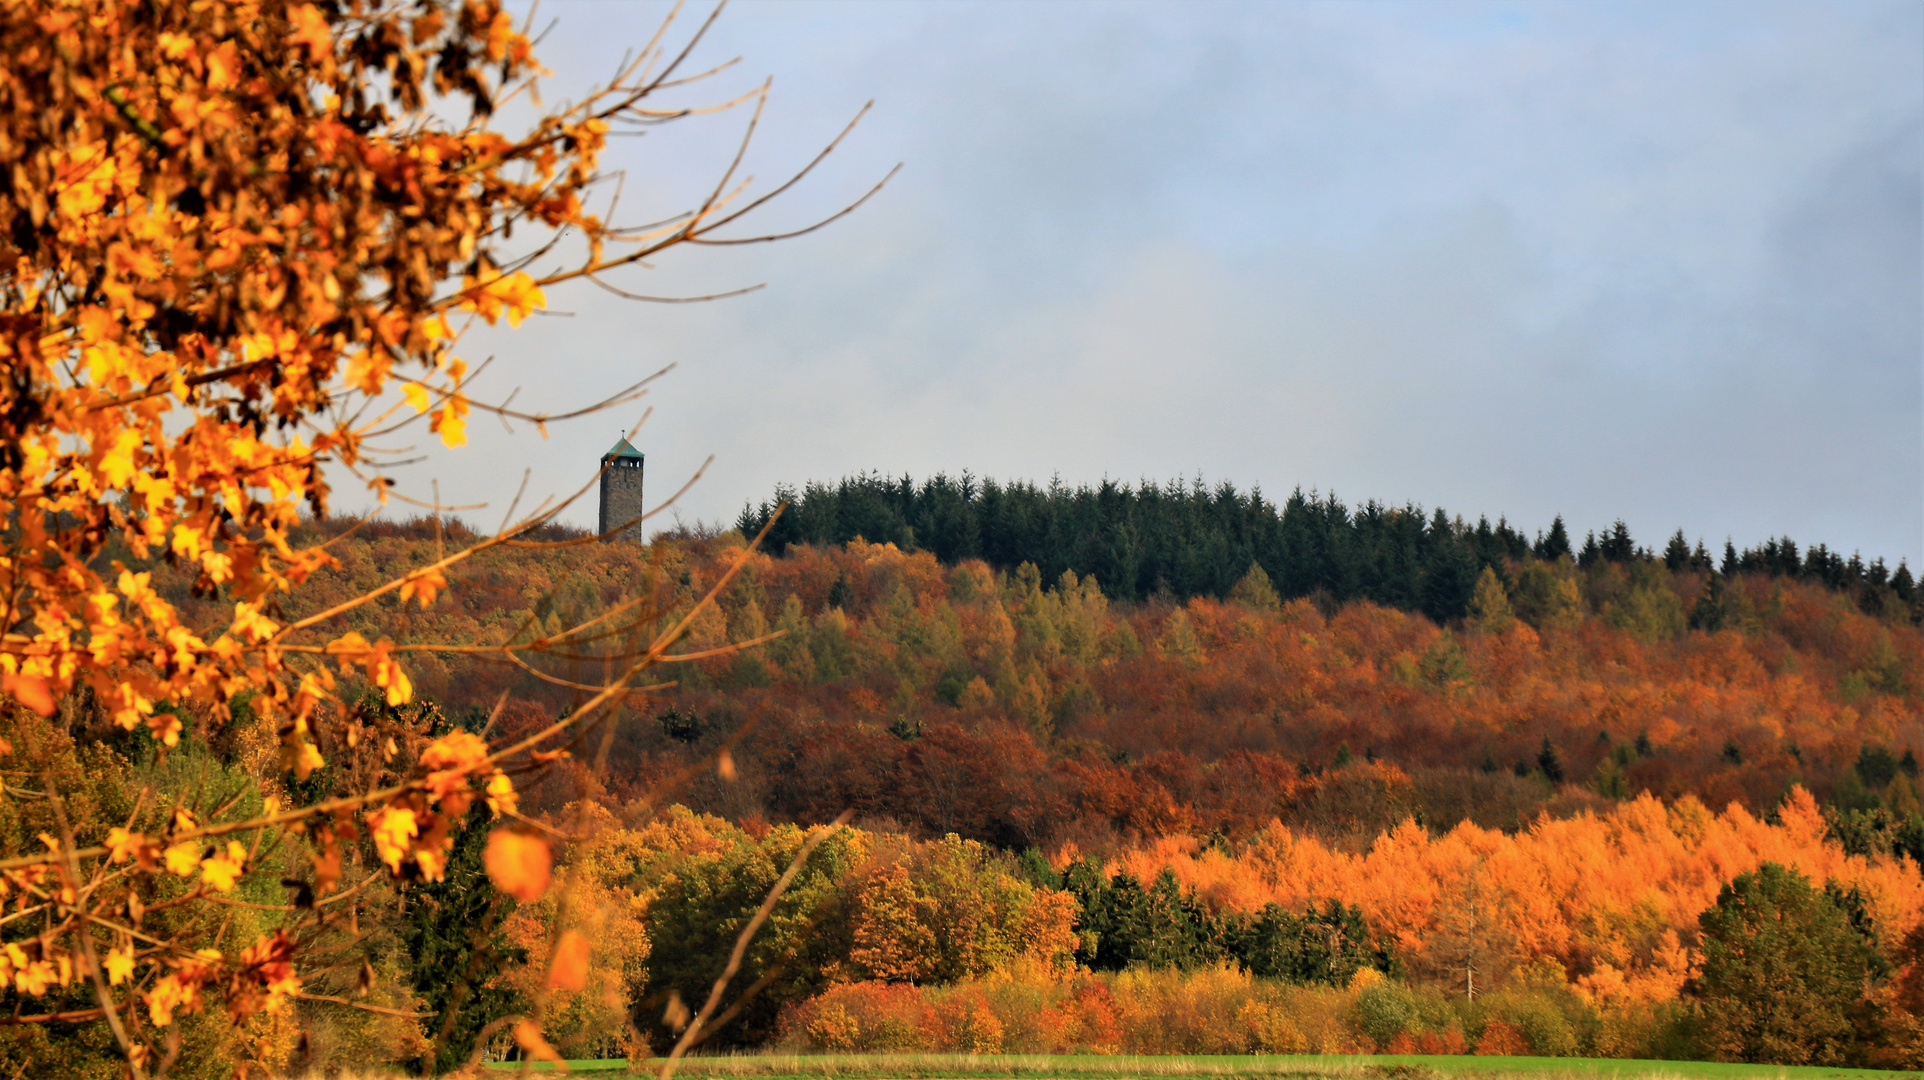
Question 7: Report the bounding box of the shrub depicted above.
[1474,1019,1530,1056]
[1490,992,1579,1056]
[1236,999,1308,1053]
[1355,979,1420,1047]
[1284,984,1370,1053]
[785,983,934,1052]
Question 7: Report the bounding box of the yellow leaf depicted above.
[148,711,183,749]
[106,828,148,866]
[402,381,430,414]
[103,944,134,986]
[98,428,142,489]
[325,630,372,667]
[398,567,447,608]
[483,830,551,903]
[465,270,546,327]
[485,771,518,818]
[420,730,489,794]
[199,841,246,891]
[206,41,241,91]
[14,959,55,997]
[230,601,279,642]
[370,807,418,874]
[429,393,468,448]
[147,973,193,1026]
[432,406,466,448]
[163,841,199,877]
[367,642,412,706]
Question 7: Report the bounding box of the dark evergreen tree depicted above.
[1014,847,1061,891]
[1663,529,1691,572]
[1536,738,1565,783]
[1234,900,1386,985]
[1690,573,1727,632]
[1578,530,1602,567]
[402,804,528,1075]
[1065,863,1392,983]
[1824,806,1903,858]
[1855,745,1900,789]
[1537,515,1572,561]
[736,474,1900,621]
[1070,867,1225,971]
[1419,535,1481,625]
[1600,520,1636,564]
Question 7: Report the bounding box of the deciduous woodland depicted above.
[39,496,1910,1072]
[235,504,1923,846]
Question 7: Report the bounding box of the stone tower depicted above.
[598,437,644,541]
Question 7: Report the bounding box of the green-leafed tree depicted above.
[1511,561,1582,630]
[1228,562,1284,614]
[640,825,861,1046]
[1468,566,1516,633]
[1692,862,1882,1065]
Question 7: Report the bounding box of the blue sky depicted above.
[414,0,1922,565]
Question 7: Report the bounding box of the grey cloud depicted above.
[378,0,1919,566]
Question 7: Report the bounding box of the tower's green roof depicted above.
[603,438,644,460]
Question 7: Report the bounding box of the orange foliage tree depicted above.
[0,1,883,1074]
[1107,787,1924,1005]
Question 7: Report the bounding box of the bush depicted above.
[787,983,934,1052]
[775,967,1779,1060]
[1355,979,1420,1047]
[1593,999,1695,1060]
[1474,1019,1530,1056]
[1481,991,1579,1056]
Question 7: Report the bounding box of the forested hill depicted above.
[737,473,1920,623]
[226,511,1924,860]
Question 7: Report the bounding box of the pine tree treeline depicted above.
[1048,860,1392,984]
[738,474,1919,622]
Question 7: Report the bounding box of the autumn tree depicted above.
[1467,567,1515,634]
[0,1,882,1074]
[1692,862,1881,1065]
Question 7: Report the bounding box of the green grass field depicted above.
[483,1054,1921,1079]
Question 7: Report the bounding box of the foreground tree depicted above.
[1692,862,1880,1065]
[0,1,880,1074]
